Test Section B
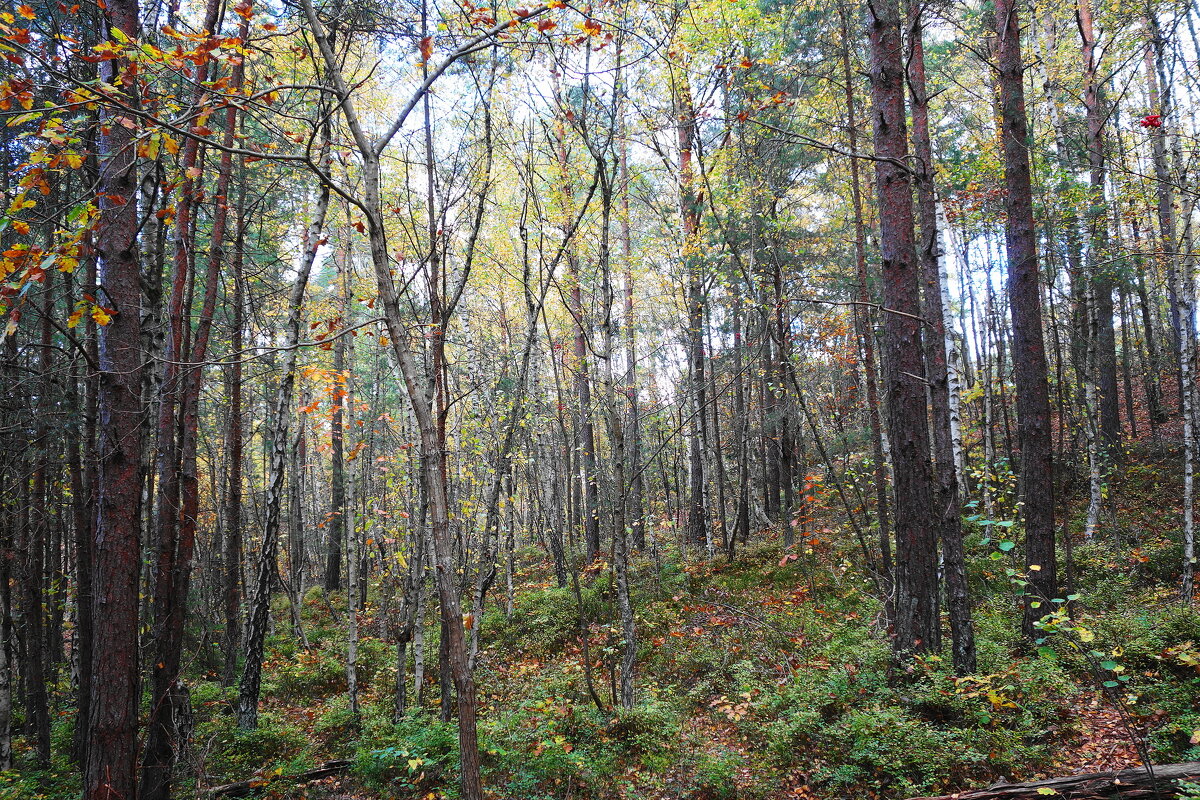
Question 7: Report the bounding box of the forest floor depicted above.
[5,444,1200,800]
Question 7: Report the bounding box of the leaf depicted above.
[7,110,40,127]
[418,36,433,61]
[1036,789,1057,796]
[998,541,1016,552]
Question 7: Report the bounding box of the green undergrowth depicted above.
[9,453,1200,799]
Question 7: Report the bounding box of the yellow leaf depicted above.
[91,307,112,326]
[12,221,29,235]
[17,5,35,19]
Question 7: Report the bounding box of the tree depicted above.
[86,0,145,796]
[994,0,1057,636]
[867,0,939,656]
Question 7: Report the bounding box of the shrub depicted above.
[354,714,461,793]
[199,712,310,783]
[689,749,742,800]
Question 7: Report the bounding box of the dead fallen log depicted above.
[906,761,1200,800]
[208,758,352,797]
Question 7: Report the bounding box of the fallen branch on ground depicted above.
[208,759,352,797]
[906,761,1200,799]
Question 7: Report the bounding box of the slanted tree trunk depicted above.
[905,761,1200,800]
[237,161,328,730]
[839,2,892,576]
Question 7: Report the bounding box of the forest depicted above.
[1,0,1200,796]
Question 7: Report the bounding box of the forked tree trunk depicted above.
[143,16,249,796]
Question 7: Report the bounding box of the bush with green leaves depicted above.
[757,650,1060,798]
[261,643,346,698]
[354,714,461,793]
[198,711,311,784]
[688,748,742,800]
[480,695,591,798]
[0,768,79,800]
[354,744,442,794]
[483,580,609,657]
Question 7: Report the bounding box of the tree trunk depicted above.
[994,0,1058,635]
[674,67,709,554]
[223,207,245,687]
[86,0,145,796]
[237,163,328,730]
[840,3,892,577]
[144,16,248,793]
[907,1,975,673]
[867,0,939,655]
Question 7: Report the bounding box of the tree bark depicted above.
[867,0,939,655]
[994,0,1058,636]
[86,0,145,796]
[237,163,328,730]
[907,0,975,673]
[840,2,892,577]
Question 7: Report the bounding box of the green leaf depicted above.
[1100,660,1118,671]
[998,541,1016,552]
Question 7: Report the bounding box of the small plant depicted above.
[354,745,435,792]
[690,749,741,800]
